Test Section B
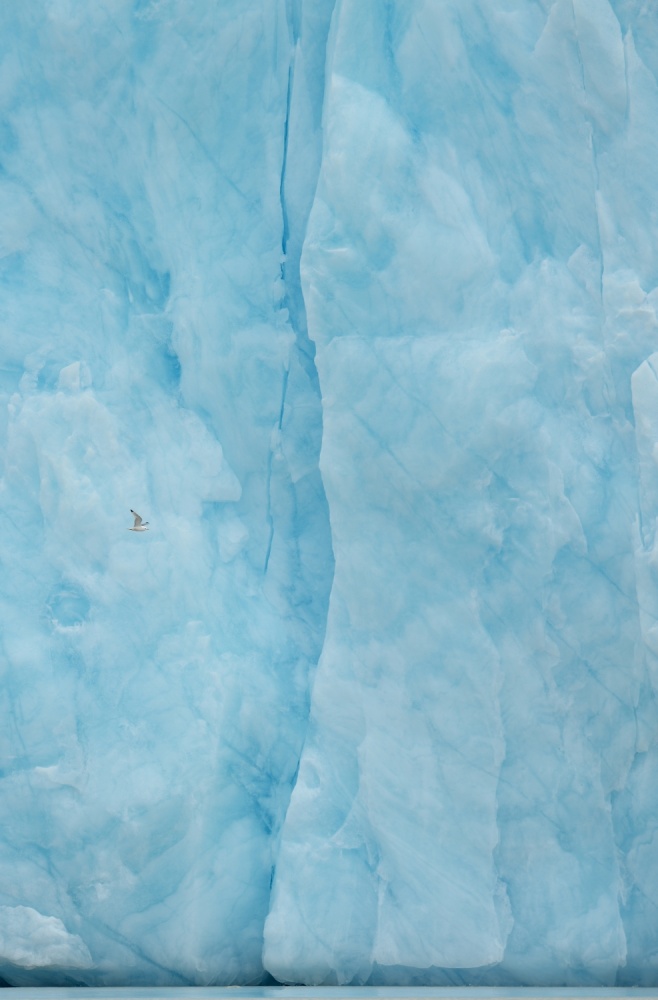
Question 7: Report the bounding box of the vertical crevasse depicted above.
[263,0,338,883]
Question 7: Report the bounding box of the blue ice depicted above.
[1,0,658,990]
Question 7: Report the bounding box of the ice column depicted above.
[266,0,658,985]
[0,2,332,985]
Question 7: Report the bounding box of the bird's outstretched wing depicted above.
[130,509,143,528]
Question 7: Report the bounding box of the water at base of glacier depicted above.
[5,992,658,1000]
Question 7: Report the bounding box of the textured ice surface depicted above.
[266,0,658,987]
[1,0,658,990]
[0,0,332,985]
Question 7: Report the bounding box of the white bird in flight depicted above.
[129,509,149,532]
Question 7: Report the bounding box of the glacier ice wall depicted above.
[1,0,658,989]
[265,0,658,988]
